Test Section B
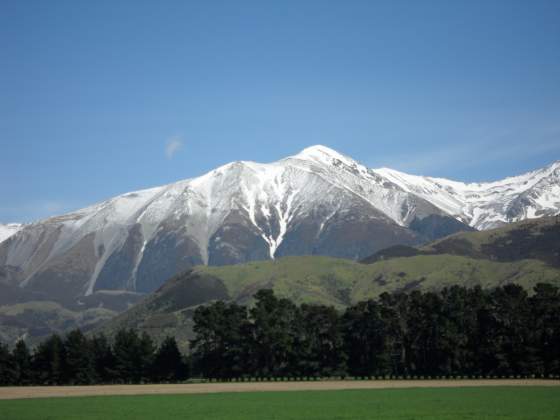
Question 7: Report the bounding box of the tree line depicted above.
[1,284,559,385]
[190,284,560,379]
[0,329,188,385]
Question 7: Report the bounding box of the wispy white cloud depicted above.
[165,136,183,159]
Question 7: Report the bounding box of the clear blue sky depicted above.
[1,0,559,223]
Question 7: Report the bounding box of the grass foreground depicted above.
[1,386,559,420]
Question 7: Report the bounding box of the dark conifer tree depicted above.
[488,285,533,376]
[64,329,96,384]
[378,292,411,376]
[463,286,489,376]
[138,332,156,383]
[342,300,389,377]
[296,304,346,377]
[12,340,32,385]
[439,286,476,376]
[531,283,560,377]
[113,329,142,383]
[250,290,298,377]
[0,342,15,385]
[191,301,250,379]
[153,336,186,382]
[91,334,116,383]
[32,334,65,385]
[408,291,445,376]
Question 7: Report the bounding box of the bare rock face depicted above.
[1,146,558,308]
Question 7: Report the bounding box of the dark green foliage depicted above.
[191,291,347,379]
[342,299,391,376]
[531,283,560,376]
[112,329,139,383]
[152,336,187,382]
[485,285,535,376]
[0,330,188,386]
[190,286,560,379]
[32,334,65,385]
[64,329,96,384]
[113,329,155,383]
[294,304,347,377]
[0,342,16,385]
[249,290,299,377]
[138,332,156,382]
[191,301,251,378]
[90,334,116,383]
[12,340,32,385]
[437,286,483,375]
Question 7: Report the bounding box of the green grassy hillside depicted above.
[203,254,560,306]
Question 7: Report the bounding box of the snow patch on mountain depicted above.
[0,223,23,243]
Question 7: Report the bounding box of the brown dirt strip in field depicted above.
[1,379,559,400]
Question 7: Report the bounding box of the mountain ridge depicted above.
[1,146,559,305]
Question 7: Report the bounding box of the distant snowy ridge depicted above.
[1,145,559,301]
[374,159,560,229]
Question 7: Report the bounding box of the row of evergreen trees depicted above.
[191,284,560,379]
[0,329,188,385]
[1,284,559,385]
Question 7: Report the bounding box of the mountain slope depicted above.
[423,216,560,266]
[1,146,558,307]
[362,216,560,266]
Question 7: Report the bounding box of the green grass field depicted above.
[1,387,559,420]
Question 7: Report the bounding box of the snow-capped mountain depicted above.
[0,224,23,244]
[1,146,558,304]
[376,160,560,230]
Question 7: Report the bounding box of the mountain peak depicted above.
[291,145,357,166]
